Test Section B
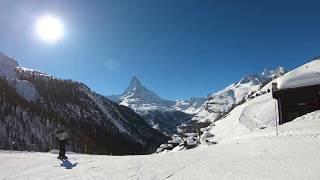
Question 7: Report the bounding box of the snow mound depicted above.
[239,95,276,131]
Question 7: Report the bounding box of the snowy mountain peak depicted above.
[239,73,266,85]
[107,77,195,134]
[125,76,144,93]
[239,67,287,85]
[108,76,168,110]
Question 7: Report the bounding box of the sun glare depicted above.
[35,15,63,43]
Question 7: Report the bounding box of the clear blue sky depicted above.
[1,0,320,100]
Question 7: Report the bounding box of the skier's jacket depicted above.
[54,127,69,141]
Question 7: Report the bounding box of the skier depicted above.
[54,125,69,160]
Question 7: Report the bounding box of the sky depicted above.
[1,0,320,100]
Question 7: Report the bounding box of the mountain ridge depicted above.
[108,77,197,134]
[0,52,168,155]
[193,67,287,123]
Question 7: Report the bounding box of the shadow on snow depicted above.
[60,159,78,169]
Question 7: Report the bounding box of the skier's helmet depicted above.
[56,124,63,131]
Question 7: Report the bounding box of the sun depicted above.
[35,15,64,43]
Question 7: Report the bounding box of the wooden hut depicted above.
[272,71,320,125]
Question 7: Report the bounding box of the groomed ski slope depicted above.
[1,111,320,180]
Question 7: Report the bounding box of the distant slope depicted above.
[173,97,206,114]
[193,67,286,123]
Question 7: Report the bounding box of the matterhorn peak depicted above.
[109,76,172,111]
[124,76,144,93]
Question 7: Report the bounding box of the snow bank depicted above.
[239,95,277,131]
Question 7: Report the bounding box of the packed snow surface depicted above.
[1,111,320,180]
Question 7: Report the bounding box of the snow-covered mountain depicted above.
[158,59,318,155]
[201,59,319,144]
[108,77,197,134]
[108,68,286,134]
[109,77,206,114]
[1,59,319,180]
[109,77,174,112]
[193,67,287,123]
[0,52,168,155]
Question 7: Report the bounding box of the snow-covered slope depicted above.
[173,97,206,114]
[204,93,275,143]
[0,52,41,102]
[1,110,320,180]
[193,68,286,123]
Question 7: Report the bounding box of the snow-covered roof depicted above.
[277,71,320,90]
[277,59,320,90]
